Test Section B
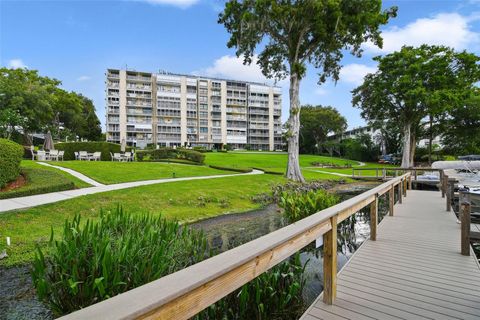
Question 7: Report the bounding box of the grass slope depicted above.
[21,161,91,188]
[51,161,234,184]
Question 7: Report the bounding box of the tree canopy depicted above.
[352,45,480,167]
[299,104,347,154]
[0,68,102,142]
[219,0,396,181]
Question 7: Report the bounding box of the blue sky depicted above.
[1,0,479,131]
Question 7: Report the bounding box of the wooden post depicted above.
[408,175,412,190]
[389,186,394,216]
[398,181,402,204]
[323,216,338,305]
[403,178,407,197]
[460,191,471,256]
[449,178,455,212]
[370,194,378,241]
[414,169,417,181]
[442,174,448,199]
[441,171,445,198]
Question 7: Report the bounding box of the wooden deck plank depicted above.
[301,190,480,320]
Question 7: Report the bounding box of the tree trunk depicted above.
[286,73,305,182]
[409,130,416,167]
[401,123,412,168]
[428,115,433,165]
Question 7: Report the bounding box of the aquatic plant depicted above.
[196,253,307,320]
[31,207,210,316]
[280,189,339,224]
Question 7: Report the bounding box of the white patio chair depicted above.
[74,152,79,160]
[110,152,115,161]
[58,151,65,161]
[92,152,101,161]
[48,150,59,161]
[113,153,122,161]
[79,151,89,161]
[36,150,46,161]
[124,152,132,162]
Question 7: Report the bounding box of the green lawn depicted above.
[21,160,91,188]
[205,152,359,173]
[0,174,285,266]
[50,161,235,184]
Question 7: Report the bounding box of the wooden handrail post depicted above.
[446,178,455,212]
[403,178,407,197]
[441,171,445,198]
[389,186,394,216]
[398,180,402,204]
[408,175,412,190]
[414,169,417,181]
[459,190,471,256]
[370,194,378,241]
[323,216,338,305]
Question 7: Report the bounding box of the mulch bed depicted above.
[0,174,27,192]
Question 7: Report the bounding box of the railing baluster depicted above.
[323,216,337,305]
[370,194,378,241]
[398,180,403,204]
[389,186,394,216]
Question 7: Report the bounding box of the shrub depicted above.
[31,208,210,316]
[280,189,339,224]
[136,148,205,164]
[0,168,74,199]
[0,138,24,188]
[55,142,131,161]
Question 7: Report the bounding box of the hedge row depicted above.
[0,168,75,199]
[136,148,205,164]
[0,139,24,188]
[55,142,131,161]
[208,165,252,173]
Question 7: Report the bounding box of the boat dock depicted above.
[302,190,480,320]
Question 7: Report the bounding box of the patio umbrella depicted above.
[121,138,126,152]
[43,131,54,150]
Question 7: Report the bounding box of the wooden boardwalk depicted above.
[302,190,480,320]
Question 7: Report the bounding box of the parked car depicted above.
[378,154,400,165]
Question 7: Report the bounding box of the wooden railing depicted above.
[60,173,412,320]
[352,167,443,182]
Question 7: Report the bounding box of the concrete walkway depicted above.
[0,170,264,213]
[37,162,104,187]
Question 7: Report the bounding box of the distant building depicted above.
[105,69,283,150]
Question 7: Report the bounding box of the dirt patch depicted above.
[0,174,27,192]
[0,266,52,320]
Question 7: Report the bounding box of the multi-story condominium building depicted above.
[106,69,283,150]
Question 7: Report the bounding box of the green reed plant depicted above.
[280,189,339,224]
[31,207,210,316]
[197,253,307,320]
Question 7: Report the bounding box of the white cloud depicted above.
[365,13,479,54]
[8,59,28,69]
[77,75,91,81]
[134,0,199,9]
[196,55,286,86]
[314,88,328,96]
[339,64,377,85]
